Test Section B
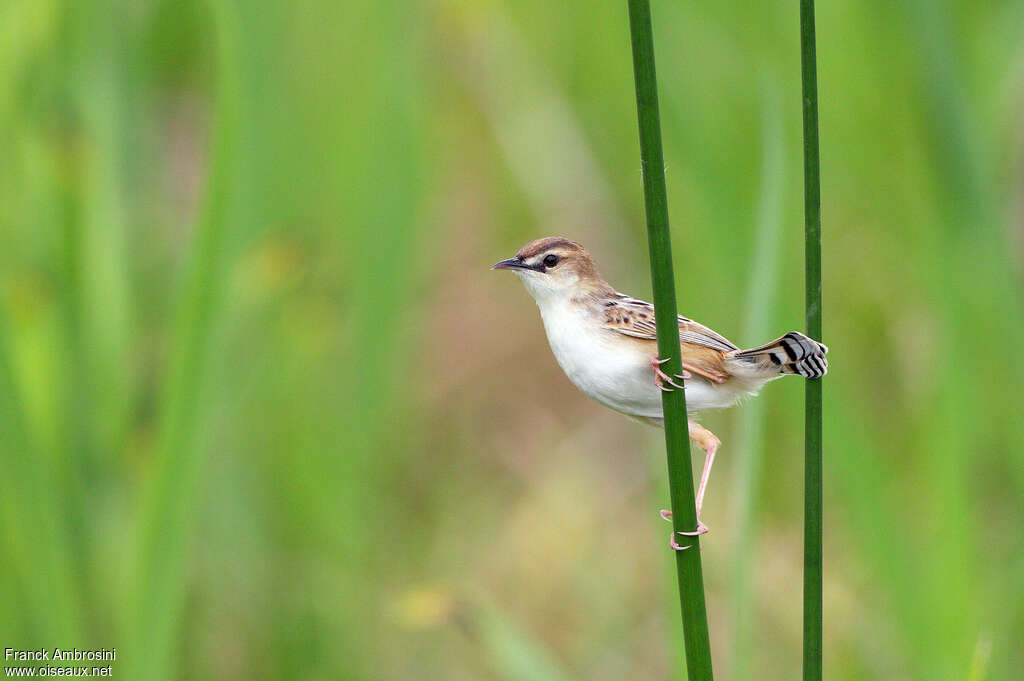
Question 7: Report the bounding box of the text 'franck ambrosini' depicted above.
[5,649,117,662]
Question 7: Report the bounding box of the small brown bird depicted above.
[493,237,827,548]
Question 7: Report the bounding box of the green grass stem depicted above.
[0,316,83,644]
[126,1,240,677]
[468,600,576,681]
[625,1,714,678]
[798,1,824,680]
[729,78,785,681]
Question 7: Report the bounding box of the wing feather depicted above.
[601,296,736,383]
[602,297,738,352]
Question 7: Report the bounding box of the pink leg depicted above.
[658,421,720,550]
[650,357,692,392]
[688,420,720,520]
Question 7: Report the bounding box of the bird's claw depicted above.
[660,509,708,550]
[677,520,709,536]
[669,534,691,551]
[651,357,691,392]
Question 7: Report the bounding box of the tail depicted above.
[729,332,828,379]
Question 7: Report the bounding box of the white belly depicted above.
[539,303,763,420]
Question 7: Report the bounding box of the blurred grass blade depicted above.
[625,0,714,678]
[444,5,629,241]
[467,600,576,681]
[0,317,84,644]
[798,1,824,679]
[728,76,785,681]
[126,1,240,677]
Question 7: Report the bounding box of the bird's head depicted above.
[491,237,608,303]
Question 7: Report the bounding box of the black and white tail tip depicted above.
[735,331,829,379]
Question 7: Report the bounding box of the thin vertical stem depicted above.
[729,78,786,681]
[799,1,824,680]
[126,1,239,678]
[625,1,714,679]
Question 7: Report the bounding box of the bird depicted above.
[492,236,828,549]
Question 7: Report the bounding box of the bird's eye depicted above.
[543,254,559,268]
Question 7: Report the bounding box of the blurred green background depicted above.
[2,0,1022,679]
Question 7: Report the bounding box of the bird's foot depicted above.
[651,357,691,392]
[669,534,691,551]
[660,509,708,550]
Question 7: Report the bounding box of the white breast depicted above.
[537,300,764,419]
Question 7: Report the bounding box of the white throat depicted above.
[515,270,578,306]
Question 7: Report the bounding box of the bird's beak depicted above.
[491,257,527,271]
